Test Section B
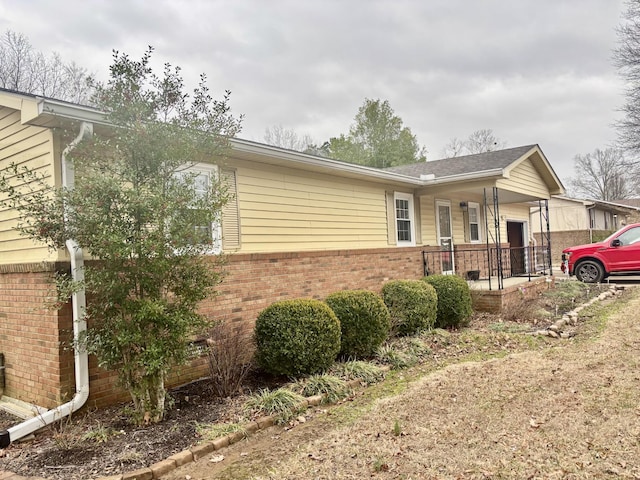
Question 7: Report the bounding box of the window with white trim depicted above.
[174,163,222,254]
[394,192,415,246]
[468,202,481,243]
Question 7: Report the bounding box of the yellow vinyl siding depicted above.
[230,160,391,252]
[418,193,484,246]
[419,193,533,247]
[486,203,531,242]
[497,158,549,199]
[0,107,59,264]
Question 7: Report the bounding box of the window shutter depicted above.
[221,168,241,251]
[386,191,396,245]
[414,195,422,244]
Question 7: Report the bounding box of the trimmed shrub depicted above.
[254,299,341,376]
[381,280,437,336]
[423,274,473,328]
[325,290,391,358]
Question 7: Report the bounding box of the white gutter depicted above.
[421,168,504,185]
[230,138,426,185]
[0,122,93,448]
[231,138,510,187]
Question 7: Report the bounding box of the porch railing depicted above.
[422,245,552,289]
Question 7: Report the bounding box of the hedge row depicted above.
[254,274,473,377]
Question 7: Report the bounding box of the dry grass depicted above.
[166,287,640,480]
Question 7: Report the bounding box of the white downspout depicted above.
[586,204,596,243]
[0,122,93,448]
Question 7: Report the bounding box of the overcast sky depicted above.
[0,0,628,184]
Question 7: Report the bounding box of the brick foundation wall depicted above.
[471,276,554,313]
[534,230,612,265]
[199,246,426,336]
[0,264,75,409]
[1,246,427,408]
[1,247,559,409]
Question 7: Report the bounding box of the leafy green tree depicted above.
[327,99,426,168]
[0,48,242,424]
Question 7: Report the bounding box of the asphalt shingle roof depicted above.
[385,144,537,179]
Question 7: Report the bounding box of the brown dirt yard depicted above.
[164,288,640,480]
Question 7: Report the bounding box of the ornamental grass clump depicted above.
[254,299,341,376]
[376,344,417,370]
[423,274,473,328]
[291,374,351,404]
[331,360,385,385]
[381,280,437,336]
[243,388,306,424]
[325,290,391,358]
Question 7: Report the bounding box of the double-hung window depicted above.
[175,163,222,254]
[467,202,481,243]
[394,192,415,246]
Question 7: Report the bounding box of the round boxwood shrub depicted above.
[381,280,437,336]
[325,290,391,358]
[422,274,473,328]
[254,299,341,376]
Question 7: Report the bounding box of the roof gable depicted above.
[385,145,537,179]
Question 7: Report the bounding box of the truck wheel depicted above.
[575,260,604,283]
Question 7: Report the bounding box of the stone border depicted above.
[531,285,624,338]
[95,379,366,480]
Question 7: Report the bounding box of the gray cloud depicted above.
[0,0,627,183]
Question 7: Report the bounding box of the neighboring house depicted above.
[0,89,564,411]
[610,198,640,223]
[530,196,640,264]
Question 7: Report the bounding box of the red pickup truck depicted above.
[562,223,640,283]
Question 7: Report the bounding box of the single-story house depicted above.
[0,88,565,416]
[530,196,640,264]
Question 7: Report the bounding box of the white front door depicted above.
[436,200,454,274]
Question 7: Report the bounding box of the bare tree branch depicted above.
[442,129,506,157]
[442,137,465,158]
[263,125,315,151]
[0,29,92,103]
[568,148,640,200]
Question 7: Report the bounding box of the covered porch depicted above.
[417,181,556,313]
[386,144,564,311]
[419,184,554,290]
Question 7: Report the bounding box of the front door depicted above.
[436,201,454,274]
[507,221,526,275]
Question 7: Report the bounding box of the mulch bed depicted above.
[0,373,275,479]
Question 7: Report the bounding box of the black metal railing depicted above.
[422,245,552,289]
